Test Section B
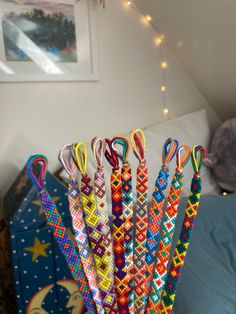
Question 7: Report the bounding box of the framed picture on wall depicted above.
[0,0,98,82]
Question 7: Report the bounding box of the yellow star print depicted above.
[32,197,60,215]
[25,237,51,262]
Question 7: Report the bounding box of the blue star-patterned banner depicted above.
[5,167,85,314]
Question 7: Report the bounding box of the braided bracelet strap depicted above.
[145,138,179,301]
[105,140,129,314]
[113,136,134,314]
[73,143,117,314]
[146,146,191,313]
[130,129,148,314]
[159,145,206,314]
[58,145,105,314]
[91,138,115,276]
[26,155,97,314]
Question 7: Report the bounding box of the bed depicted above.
[172,194,236,314]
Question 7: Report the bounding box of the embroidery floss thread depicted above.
[58,145,105,314]
[105,140,129,314]
[146,145,191,313]
[112,136,134,314]
[73,142,117,314]
[145,138,179,301]
[26,154,97,314]
[130,129,148,314]
[159,145,206,314]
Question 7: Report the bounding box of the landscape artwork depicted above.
[1,0,78,62]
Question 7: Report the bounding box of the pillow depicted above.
[87,109,219,215]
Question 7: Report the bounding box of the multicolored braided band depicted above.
[146,145,191,313]
[159,145,206,314]
[130,129,148,314]
[91,137,115,279]
[73,143,117,314]
[105,140,129,314]
[112,136,134,314]
[26,155,97,314]
[58,145,105,314]
[145,138,179,301]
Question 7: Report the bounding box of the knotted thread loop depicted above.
[191,145,207,176]
[105,138,119,168]
[58,144,75,177]
[162,138,179,166]
[91,137,105,170]
[26,154,48,191]
[112,136,130,165]
[176,145,191,174]
[72,142,88,175]
[130,128,146,164]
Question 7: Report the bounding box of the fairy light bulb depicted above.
[145,15,152,22]
[124,1,131,8]
[161,85,166,92]
[163,108,169,115]
[122,0,170,117]
[161,61,168,69]
[155,34,165,46]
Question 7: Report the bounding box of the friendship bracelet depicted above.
[159,145,206,314]
[112,136,135,314]
[146,146,191,313]
[145,138,179,303]
[58,145,105,314]
[105,140,129,314]
[91,137,118,312]
[73,143,117,314]
[130,129,149,314]
[26,155,97,314]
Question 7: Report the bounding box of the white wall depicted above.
[135,0,236,121]
[0,0,220,197]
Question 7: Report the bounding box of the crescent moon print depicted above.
[26,284,54,314]
[57,280,84,314]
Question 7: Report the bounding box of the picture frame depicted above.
[0,0,98,82]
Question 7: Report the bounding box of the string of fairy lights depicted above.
[123,1,170,117]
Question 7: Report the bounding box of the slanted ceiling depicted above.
[135,0,236,121]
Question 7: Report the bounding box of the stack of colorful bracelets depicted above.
[26,129,206,314]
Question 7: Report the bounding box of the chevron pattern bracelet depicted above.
[26,155,97,314]
[58,145,105,314]
[159,145,206,314]
[147,145,191,313]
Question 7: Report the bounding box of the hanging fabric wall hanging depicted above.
[146,145,191,313]
[58,145,105,314]
[145,138,179,301]
[26,155,97,314]
[72,142,117,314]
[159,145,206,314]
[130,129,148,314]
